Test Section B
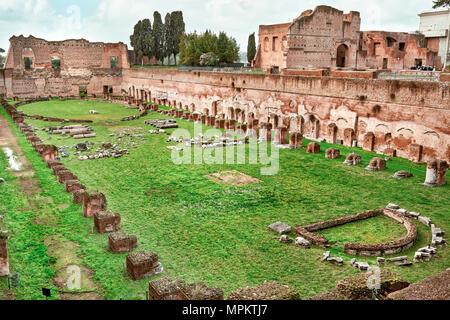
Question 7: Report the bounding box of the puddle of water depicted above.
[2,147,25,171]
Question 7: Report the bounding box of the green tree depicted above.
[170,11,185,65]
[0,48,5,68]
[152,11,164,63]
[432,0,450,8]
[140,19,153,62]
[164,13,173,65]
[179,30,240,66]
[247,33,256,63]
[130,20,144,65]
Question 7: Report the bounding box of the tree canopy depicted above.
[247,33,256,63]
[432,0,450,8]
[129,11,185,65]
[179,30,240,66]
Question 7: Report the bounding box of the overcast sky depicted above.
[0,0,442,53]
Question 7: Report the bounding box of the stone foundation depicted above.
[306,142,320,154]
[108,232,137,253]
[325,148,340,159]
[82,191,107,218]
[126,251,162,281]
[94,210,121,233]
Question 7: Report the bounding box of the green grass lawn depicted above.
[1,99,448,300]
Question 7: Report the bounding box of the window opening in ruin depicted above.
[373,42,381,56]
[110,56,119,69]
[415,59,423,67]
[383,58,388,69]
[386,37,396,48]
[24,57,33,70]
[336,44,348,68]
[51,56,61,69]
[103,85,112,95]
[264,37,269,52]
[79,86,87,96]
[272,37,278,51]
[399,42,405,51]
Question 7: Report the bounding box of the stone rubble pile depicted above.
[350,258,370,271]
[322,251,344,265]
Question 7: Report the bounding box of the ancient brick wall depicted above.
[254,23,290,69]
[2,35,128,97]
[6,35,130,70]
[122,68,450,162]
[358,31,439,70]
[285,6,361,69]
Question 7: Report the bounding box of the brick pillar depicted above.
[82,191,107,218]
[0,232,10,277]
[289,133,303,149]
[343,128,355,147]
[425,160,448,187]
[363,132,375,151]
[273,129,281,144]
[259,123,269,142]
[280,127,288,145]
[409,144,423,163]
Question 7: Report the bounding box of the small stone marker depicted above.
[295,237,311,249]
[268,222,292,235]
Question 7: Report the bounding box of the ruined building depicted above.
[1,35,129,97]
[253,5,442,71]
[0,20,449,164]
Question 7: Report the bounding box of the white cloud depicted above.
[0,0,439,53]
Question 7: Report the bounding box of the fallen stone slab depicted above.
[418,216,432,227]
[386,203,400,210]
[295,237,311,248]
[389,256,408,263]
[393,171,413,179]
[268,222,292,235]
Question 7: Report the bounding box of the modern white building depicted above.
[419,9,450,70]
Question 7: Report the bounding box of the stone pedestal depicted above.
[72,189,86,204]
[65,180,85,193]
[126,251,162,281]
[82,191,107,218]
[306,142,320,154]
[344,153,362,165]
[57,170,78,184]
[108,232,137,253]
[325,148,340,159]
[366,157,387,171]
[94,211,121,233]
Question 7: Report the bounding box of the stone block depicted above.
[82,191,107,218]
[366,157,386,171]
[108,232,137,253]
[325,148,340,159]
[344,153,362,165]
[65,180,85,193]
[306,142,320,154]
[94,210,121,233]
[126,251,162,281]
[268,222,292,235]
[72,189,86,204]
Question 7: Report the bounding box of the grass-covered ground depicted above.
[0,99,448,300]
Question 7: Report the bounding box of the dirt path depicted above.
[0,114,103,300]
